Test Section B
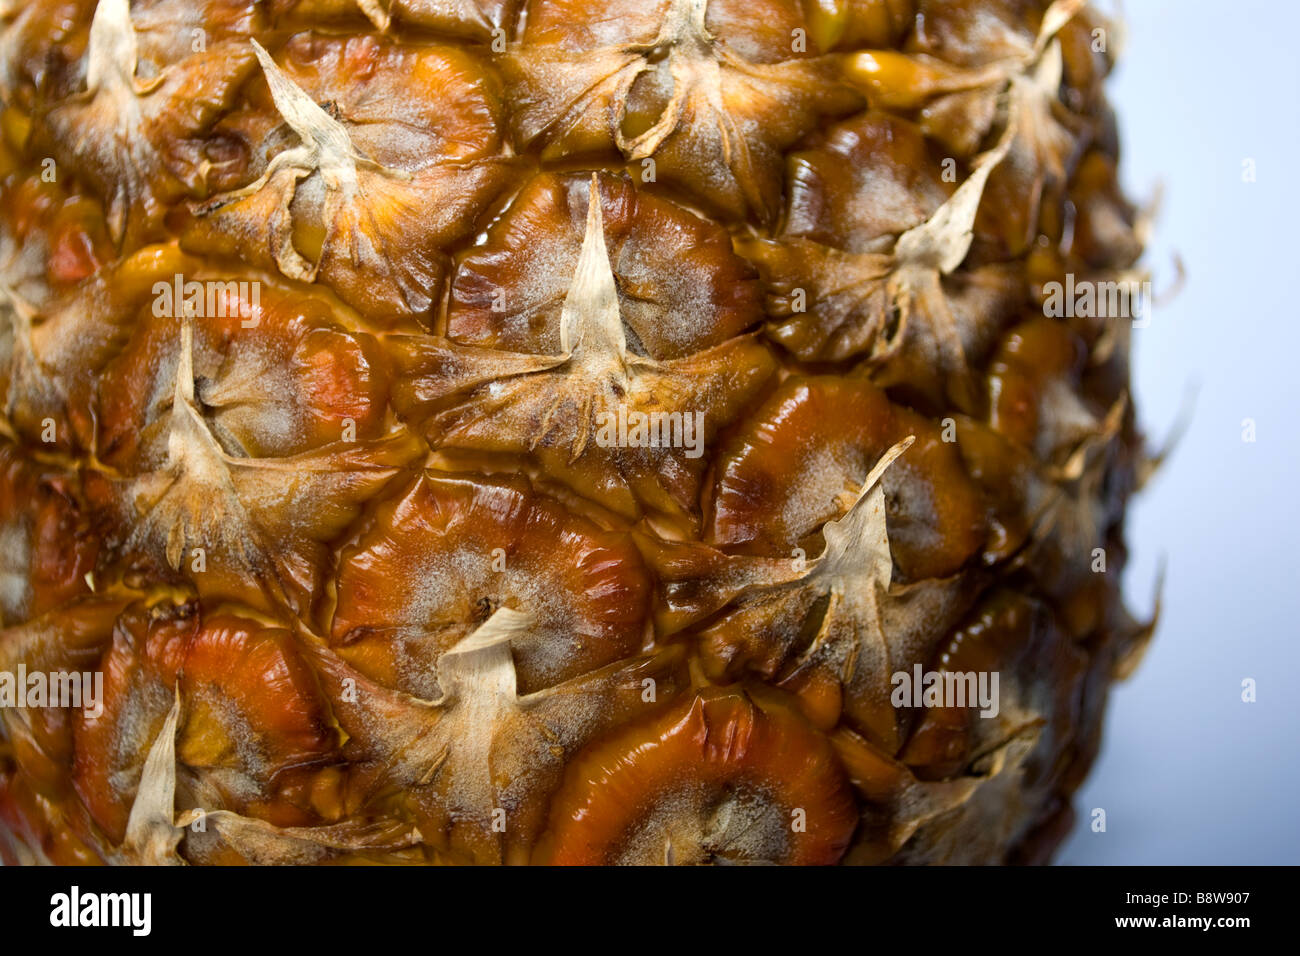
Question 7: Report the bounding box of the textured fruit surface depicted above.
[0,0,1151,865]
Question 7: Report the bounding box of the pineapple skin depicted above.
[0,0,1150,865]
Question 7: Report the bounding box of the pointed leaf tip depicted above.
[1036,0,1088,58]
[249,38,353,157]
[559,176,624,357]
[860,435,915,498]
[894,117,1015,274]
[819,435,915,581]
[87,0,139,92]
[121,686,184,864]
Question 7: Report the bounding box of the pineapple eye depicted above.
[537,690,857,866]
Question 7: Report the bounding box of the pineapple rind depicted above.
[0,0,1147,865]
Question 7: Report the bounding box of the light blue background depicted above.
[1057,0,1300,864]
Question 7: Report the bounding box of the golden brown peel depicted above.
[0,0,1150,865]
[536,688,858,865]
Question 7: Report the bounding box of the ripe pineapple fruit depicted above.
[0,0,1154,865]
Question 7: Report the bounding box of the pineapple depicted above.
[0,0,1153,866]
